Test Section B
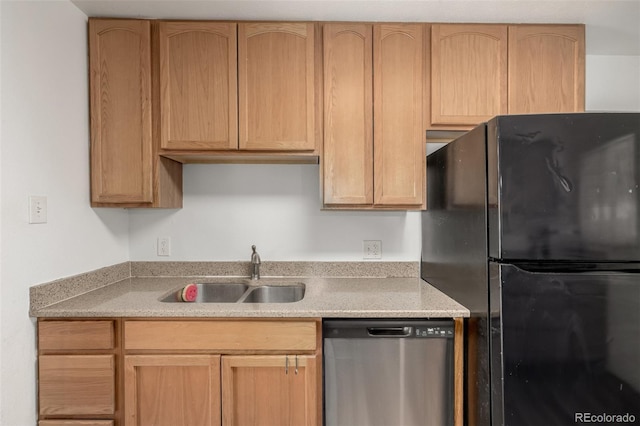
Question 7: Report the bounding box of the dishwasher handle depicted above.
[367,327,412,337]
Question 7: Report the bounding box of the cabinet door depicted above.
[221,355,318,426]
[39,355,115,416]
[323,23,373,205]
[431,24,507,126]
[39,421,114,426]
[238,23,316,151]
[89,19,153,203]
[373,24,425,207]
[159,22,237,150]
[508,25,585,114]
[124,355,221,426]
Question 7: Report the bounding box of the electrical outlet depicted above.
[363,240,382,259]
[157,237,171,256]
[29,196,47,224]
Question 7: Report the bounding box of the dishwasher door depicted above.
[323,319,454,426]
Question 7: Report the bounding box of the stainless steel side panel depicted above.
[324,337,453,426]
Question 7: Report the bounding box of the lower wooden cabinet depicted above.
[222,355,318,426]
[121,319,321,426]
[124,355,221,426]
[38,421,114,426]
[37,320,118,425]
[122,353,319,426]
[39,355,116,417]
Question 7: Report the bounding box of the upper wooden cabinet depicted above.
[508,25,585,114]
[323,23,373,205]
[429,23,584,129]
[323,23,425,209]
[88,19,584,209]
[238,23,317,151]
[89,19,182,208]
[430,24,508,126]
[89,19,153,204]
[373,24,425,207]
[158,22,237,150]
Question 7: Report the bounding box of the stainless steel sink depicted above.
[160,282,249,303]
[160,282,305,303]
[239,284,306,303]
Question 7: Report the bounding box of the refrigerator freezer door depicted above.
[488,113,640,261]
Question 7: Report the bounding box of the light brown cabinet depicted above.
[124,355,222,426]
[323,23,425,209]
[123,319,321,426]
[38,318,320,426]
[89,19,182,208]
[159,22,238,151]
[156,21,321,155]
[508,25,585,114]
[37,320,117,424]
[88,19,584,210]
[430,24,508,126]
[429,23,584,129]
[238,22,318,152]
[39,421,114,426]
[322,23,373,205]
[222,355,318,425]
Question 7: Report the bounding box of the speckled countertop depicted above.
[30,262,469,318]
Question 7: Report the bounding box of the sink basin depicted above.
[160,282,249,303]
[239,284,305,303]
[160,282,306,303]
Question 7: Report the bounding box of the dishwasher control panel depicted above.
[324,319,455,339]
[414,326,454,338]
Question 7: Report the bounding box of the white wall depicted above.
[0,3,3,421]
[0,2,130,425]
[586,55,640,112]
[129,164,421,261]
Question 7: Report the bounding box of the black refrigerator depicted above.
[421,113,640,426]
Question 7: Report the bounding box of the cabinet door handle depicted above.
[285,355,289,375]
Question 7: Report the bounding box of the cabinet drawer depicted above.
[124,320,317,352]
[38,321,115,351]
[39,355,115,416]
[39,421,114,426]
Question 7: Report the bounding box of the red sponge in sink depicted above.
[180,283,198,302]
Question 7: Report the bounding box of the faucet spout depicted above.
[250,245,261,280]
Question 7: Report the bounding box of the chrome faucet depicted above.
[250,245,261,280]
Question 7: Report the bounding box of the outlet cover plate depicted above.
[29,196,47,224]
[157,237,171,256]
[363,240,382,259]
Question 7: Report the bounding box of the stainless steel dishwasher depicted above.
[323,319,454,426]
